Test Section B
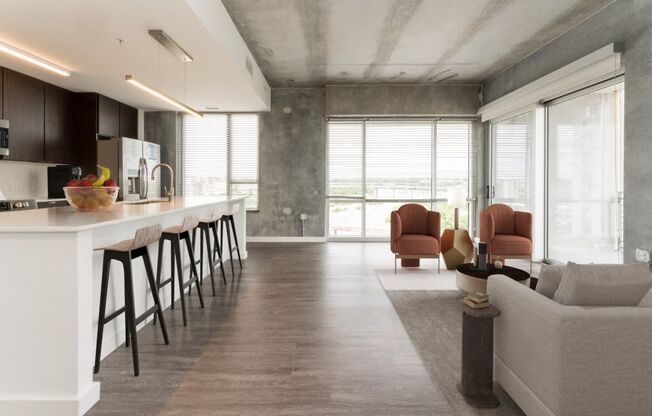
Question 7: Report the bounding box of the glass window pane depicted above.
[329,201,362,237]
[230,114,259,182]
[366,202,431,237]
[365,121,432,200]
[182,114,228,196]
[328,122,363,197]
[231,183,258,210]
[547,82,624,263]
[491,112,534,212]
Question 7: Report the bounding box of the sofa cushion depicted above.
[639,286,652,307]
[535,264,565,299]
[396,234,440,255]
[553,262,652,306]
[491,234,532,255]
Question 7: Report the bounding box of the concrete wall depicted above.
[247,88,326,237]
[326,84,480,116]
[482,0,652,262]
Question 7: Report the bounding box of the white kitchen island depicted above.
[0,196,247,416]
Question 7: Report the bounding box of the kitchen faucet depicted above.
[151,163,175,201]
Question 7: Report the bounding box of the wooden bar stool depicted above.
[219,203,243,277]
[155,215,204,327]
[193,210,227,296]
[94,224,169,377]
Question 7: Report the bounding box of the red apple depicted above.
[83,174,98,182]
[103,179,117,188]
[78,179,93,195]
[66,179,81,187]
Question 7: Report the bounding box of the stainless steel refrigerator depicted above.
[97,137,161,201]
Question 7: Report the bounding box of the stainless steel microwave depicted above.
[0,120,8,158]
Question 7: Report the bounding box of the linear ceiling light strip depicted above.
[0,40,71,77]
[125,75,202,118]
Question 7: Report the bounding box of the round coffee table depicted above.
[456,263,530,294]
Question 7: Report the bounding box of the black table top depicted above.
[456,263,530,281]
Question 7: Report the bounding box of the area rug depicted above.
[385,290,526,416]
[375,267,458,291]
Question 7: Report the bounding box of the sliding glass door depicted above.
[327,119,477,240]
[490,112,534,212]
[547,81,624,263]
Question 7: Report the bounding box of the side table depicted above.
[457,303,501,408]
[440,228,474,270]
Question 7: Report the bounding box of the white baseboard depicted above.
[247,236,326,243]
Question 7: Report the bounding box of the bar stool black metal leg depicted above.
[225,218,235,277]
[94,252,111,374]
[142,249,169,345]
[170,239,176,310]
[199,228,205,286]
[184,233,205,308]
[173,235,188,326]
[229,215,243,269]
[153,238,164,325]
[202,224,216,295]
[212,222,227,285]
[122,257,140,377]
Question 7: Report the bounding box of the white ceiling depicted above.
[0,0,270,112]
[222,0,615,86]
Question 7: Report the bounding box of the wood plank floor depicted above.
[87,242,453,415]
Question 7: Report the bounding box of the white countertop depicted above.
[0,196,246,233]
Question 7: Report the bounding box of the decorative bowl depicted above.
[63,187,119,212]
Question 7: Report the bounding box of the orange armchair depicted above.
[480,204,532,272]
[390,204,441,273]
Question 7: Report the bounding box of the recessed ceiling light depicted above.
[0,40,70,77]
[125,75,201,117]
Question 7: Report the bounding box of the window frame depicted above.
[178,112,260,211]
[325,117,479,241]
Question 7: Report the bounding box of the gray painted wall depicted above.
[247,88,326,237]
[482,0,652,262]
[326,84,480,116]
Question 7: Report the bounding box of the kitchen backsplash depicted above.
[0,161,54,200]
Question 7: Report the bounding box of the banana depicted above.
[93,165,111,187]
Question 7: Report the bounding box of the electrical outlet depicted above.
[635,248,650,262]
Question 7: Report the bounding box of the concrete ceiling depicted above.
[0,0,270,112]
[222,0,615,87]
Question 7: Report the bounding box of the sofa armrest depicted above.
[488,275,652,416]
[514,211,532,240]
[390,211,402,252]
[427,211,441,242]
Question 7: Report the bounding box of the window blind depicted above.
[327,121,363,198]
[491,112,533,211]
[365,121,432,200]
[182,114,228,197]
[180,113,259,209]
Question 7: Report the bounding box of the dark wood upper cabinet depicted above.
[0,68,4,118]
[44,84,75,164]
[119,103,138,138]
[2,69,45,162]
[97,95,120,138]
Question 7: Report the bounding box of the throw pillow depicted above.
[639,286,652,307]
[553,262,652,306]
[535,264,565,299]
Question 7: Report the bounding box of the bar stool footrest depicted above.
[135,305,159,326]
[103,306,127,324]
